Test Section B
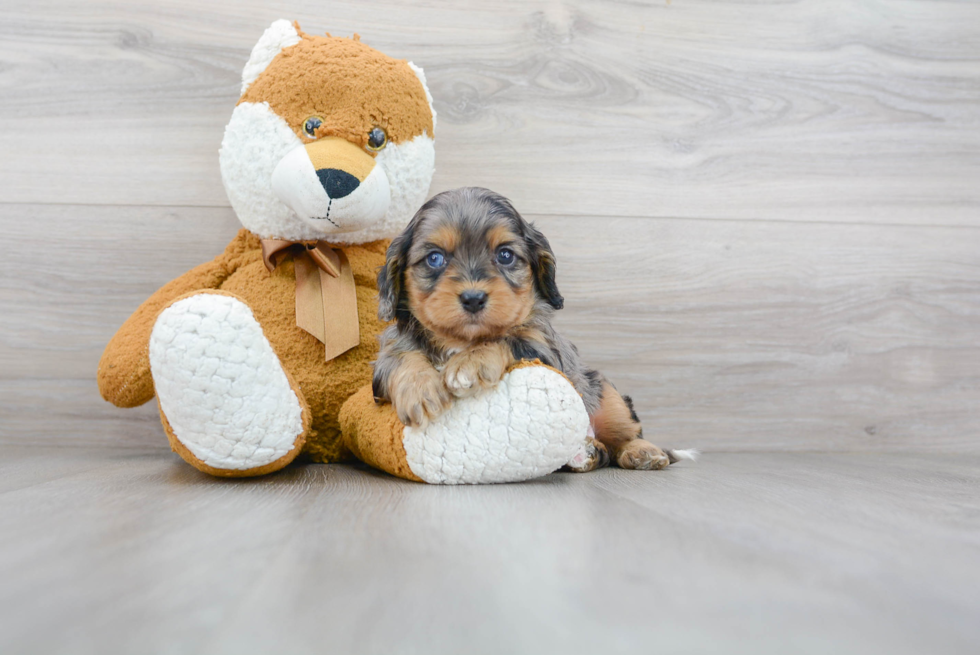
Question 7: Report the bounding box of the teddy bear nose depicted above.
[316,168,360,199]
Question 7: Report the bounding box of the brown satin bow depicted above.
[261,239,360,362]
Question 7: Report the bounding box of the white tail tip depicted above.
[668,448,700,463]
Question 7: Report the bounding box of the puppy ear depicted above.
[525,222,564,310]
[377,223,416,322]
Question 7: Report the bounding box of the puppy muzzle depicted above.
[459,289,488,314]
[271,136,391,234]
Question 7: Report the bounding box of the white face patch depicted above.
[271,144,391,236]
[219,101,435,243]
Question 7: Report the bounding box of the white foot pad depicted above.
[149,293,304,471]
[402,366,591,484]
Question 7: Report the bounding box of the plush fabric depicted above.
[99,230,389,467]
[341,385,425,483]
[239,29,434,149]
[240,19,303,95]
[150,291,309,471]
[341,362,591,485]
[220,20,436,244]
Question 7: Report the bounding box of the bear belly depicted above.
[218,251,387,463]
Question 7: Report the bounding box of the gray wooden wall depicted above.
[1,0,978,453]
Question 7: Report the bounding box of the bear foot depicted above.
[149,292,309,476]
[343,363,592,484]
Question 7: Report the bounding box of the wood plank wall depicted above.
[1,1,978,452]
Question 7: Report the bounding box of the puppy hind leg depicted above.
[563,436,610,473]
[591,381,670,471]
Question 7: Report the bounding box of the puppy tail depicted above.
[666,448,700,465]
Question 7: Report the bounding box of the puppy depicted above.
[372,187,695,471]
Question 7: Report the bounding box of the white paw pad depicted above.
[149,293,304,471]
[402,366,591,484]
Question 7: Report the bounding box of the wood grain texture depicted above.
[2,204,977,452]
[0,448,978,654]
[0,0,978,224]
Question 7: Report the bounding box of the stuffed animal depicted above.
[97,20,592,482]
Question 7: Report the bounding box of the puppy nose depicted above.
[316,169,360,199]
[459,290,488,314]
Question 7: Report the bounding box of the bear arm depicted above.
[97,233,258,408]
[339,386,423,482]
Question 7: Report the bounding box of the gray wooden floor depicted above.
[2,1,980,652]
[1,446,978,655]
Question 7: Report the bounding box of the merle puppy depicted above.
[372,187,693,471]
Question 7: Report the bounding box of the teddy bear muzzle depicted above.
[271,136,391,234]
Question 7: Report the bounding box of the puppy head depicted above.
[378,187,563,342]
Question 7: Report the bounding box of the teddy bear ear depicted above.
[240,19,303,95]
[406,62,437,131]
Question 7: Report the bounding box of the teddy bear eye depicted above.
[303,116,323,138]
[367,127,387,151]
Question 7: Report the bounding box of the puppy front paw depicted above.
[443,343,512,398]
[392,368,452,428]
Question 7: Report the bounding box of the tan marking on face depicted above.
[240,34,434,148]
[480,275,535,336]
[403,210,536,343]
[406,271,465,338]
[486,224,518,251]
[305,137,375,181]
[425,224,460,255]
[408,265,535,344]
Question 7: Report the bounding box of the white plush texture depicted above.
[241,20,301,94]
[219,101,435,244]
[403,366,591,485]
[271,143,391,233]
[407,61,437,131]
[371,132,435,240]
[149,294,304,471]
[220,101,305,238]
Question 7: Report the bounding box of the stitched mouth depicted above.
[311,198,340,228]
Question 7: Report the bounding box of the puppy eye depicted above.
[367,127,387,151]
[425,251,446,269]
[496,248,515,266]
[303,116,323,139]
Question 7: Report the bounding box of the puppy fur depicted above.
[372,187,678,471]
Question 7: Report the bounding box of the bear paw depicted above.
[149,292,308,476]
[402,364,591,484]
